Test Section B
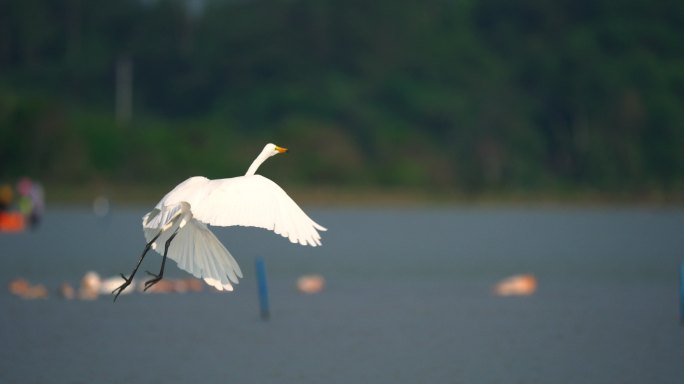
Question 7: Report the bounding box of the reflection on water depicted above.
[1,206,684,383]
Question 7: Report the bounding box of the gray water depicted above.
[1,206,683,383]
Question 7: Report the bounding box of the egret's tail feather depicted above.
[157,219,243,291]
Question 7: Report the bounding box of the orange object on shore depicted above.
[0,212,25,232]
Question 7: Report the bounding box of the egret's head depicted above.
[264,143,288,157]
[247,143,289,176]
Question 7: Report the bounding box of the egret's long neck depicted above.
[245,152,269,176]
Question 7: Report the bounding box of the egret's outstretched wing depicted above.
[168,219,242,291]
[189,175,326,246]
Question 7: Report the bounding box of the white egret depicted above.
[113,143,326,301]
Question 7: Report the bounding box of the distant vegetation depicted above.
[1,0,683,201]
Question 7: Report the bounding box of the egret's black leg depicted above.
[144,230,178,291]
[112,232,161,302]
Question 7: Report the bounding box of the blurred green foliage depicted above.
[1,0,683,197]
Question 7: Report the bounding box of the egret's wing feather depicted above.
[153,177,212,209]
[160,218,243,291]
[142,178,211,244]
[141,202,188,244]
[142,209,160,242]
[192,175,326,246]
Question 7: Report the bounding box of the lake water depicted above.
[1,205,683,383]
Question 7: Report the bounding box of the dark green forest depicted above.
[1,0,684,201]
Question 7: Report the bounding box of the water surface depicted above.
[1,206,683,383]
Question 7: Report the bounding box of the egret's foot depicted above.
[112,273,133,302]
[144,271,163,291]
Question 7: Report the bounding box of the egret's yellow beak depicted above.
[275,146,288,153]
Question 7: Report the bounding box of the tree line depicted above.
[1,0,683,197]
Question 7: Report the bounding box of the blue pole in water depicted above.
[680,262,684,324]
[255,257,270,320]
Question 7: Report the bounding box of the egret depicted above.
[112,143,326,301]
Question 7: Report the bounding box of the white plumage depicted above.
[113,143,326,299]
